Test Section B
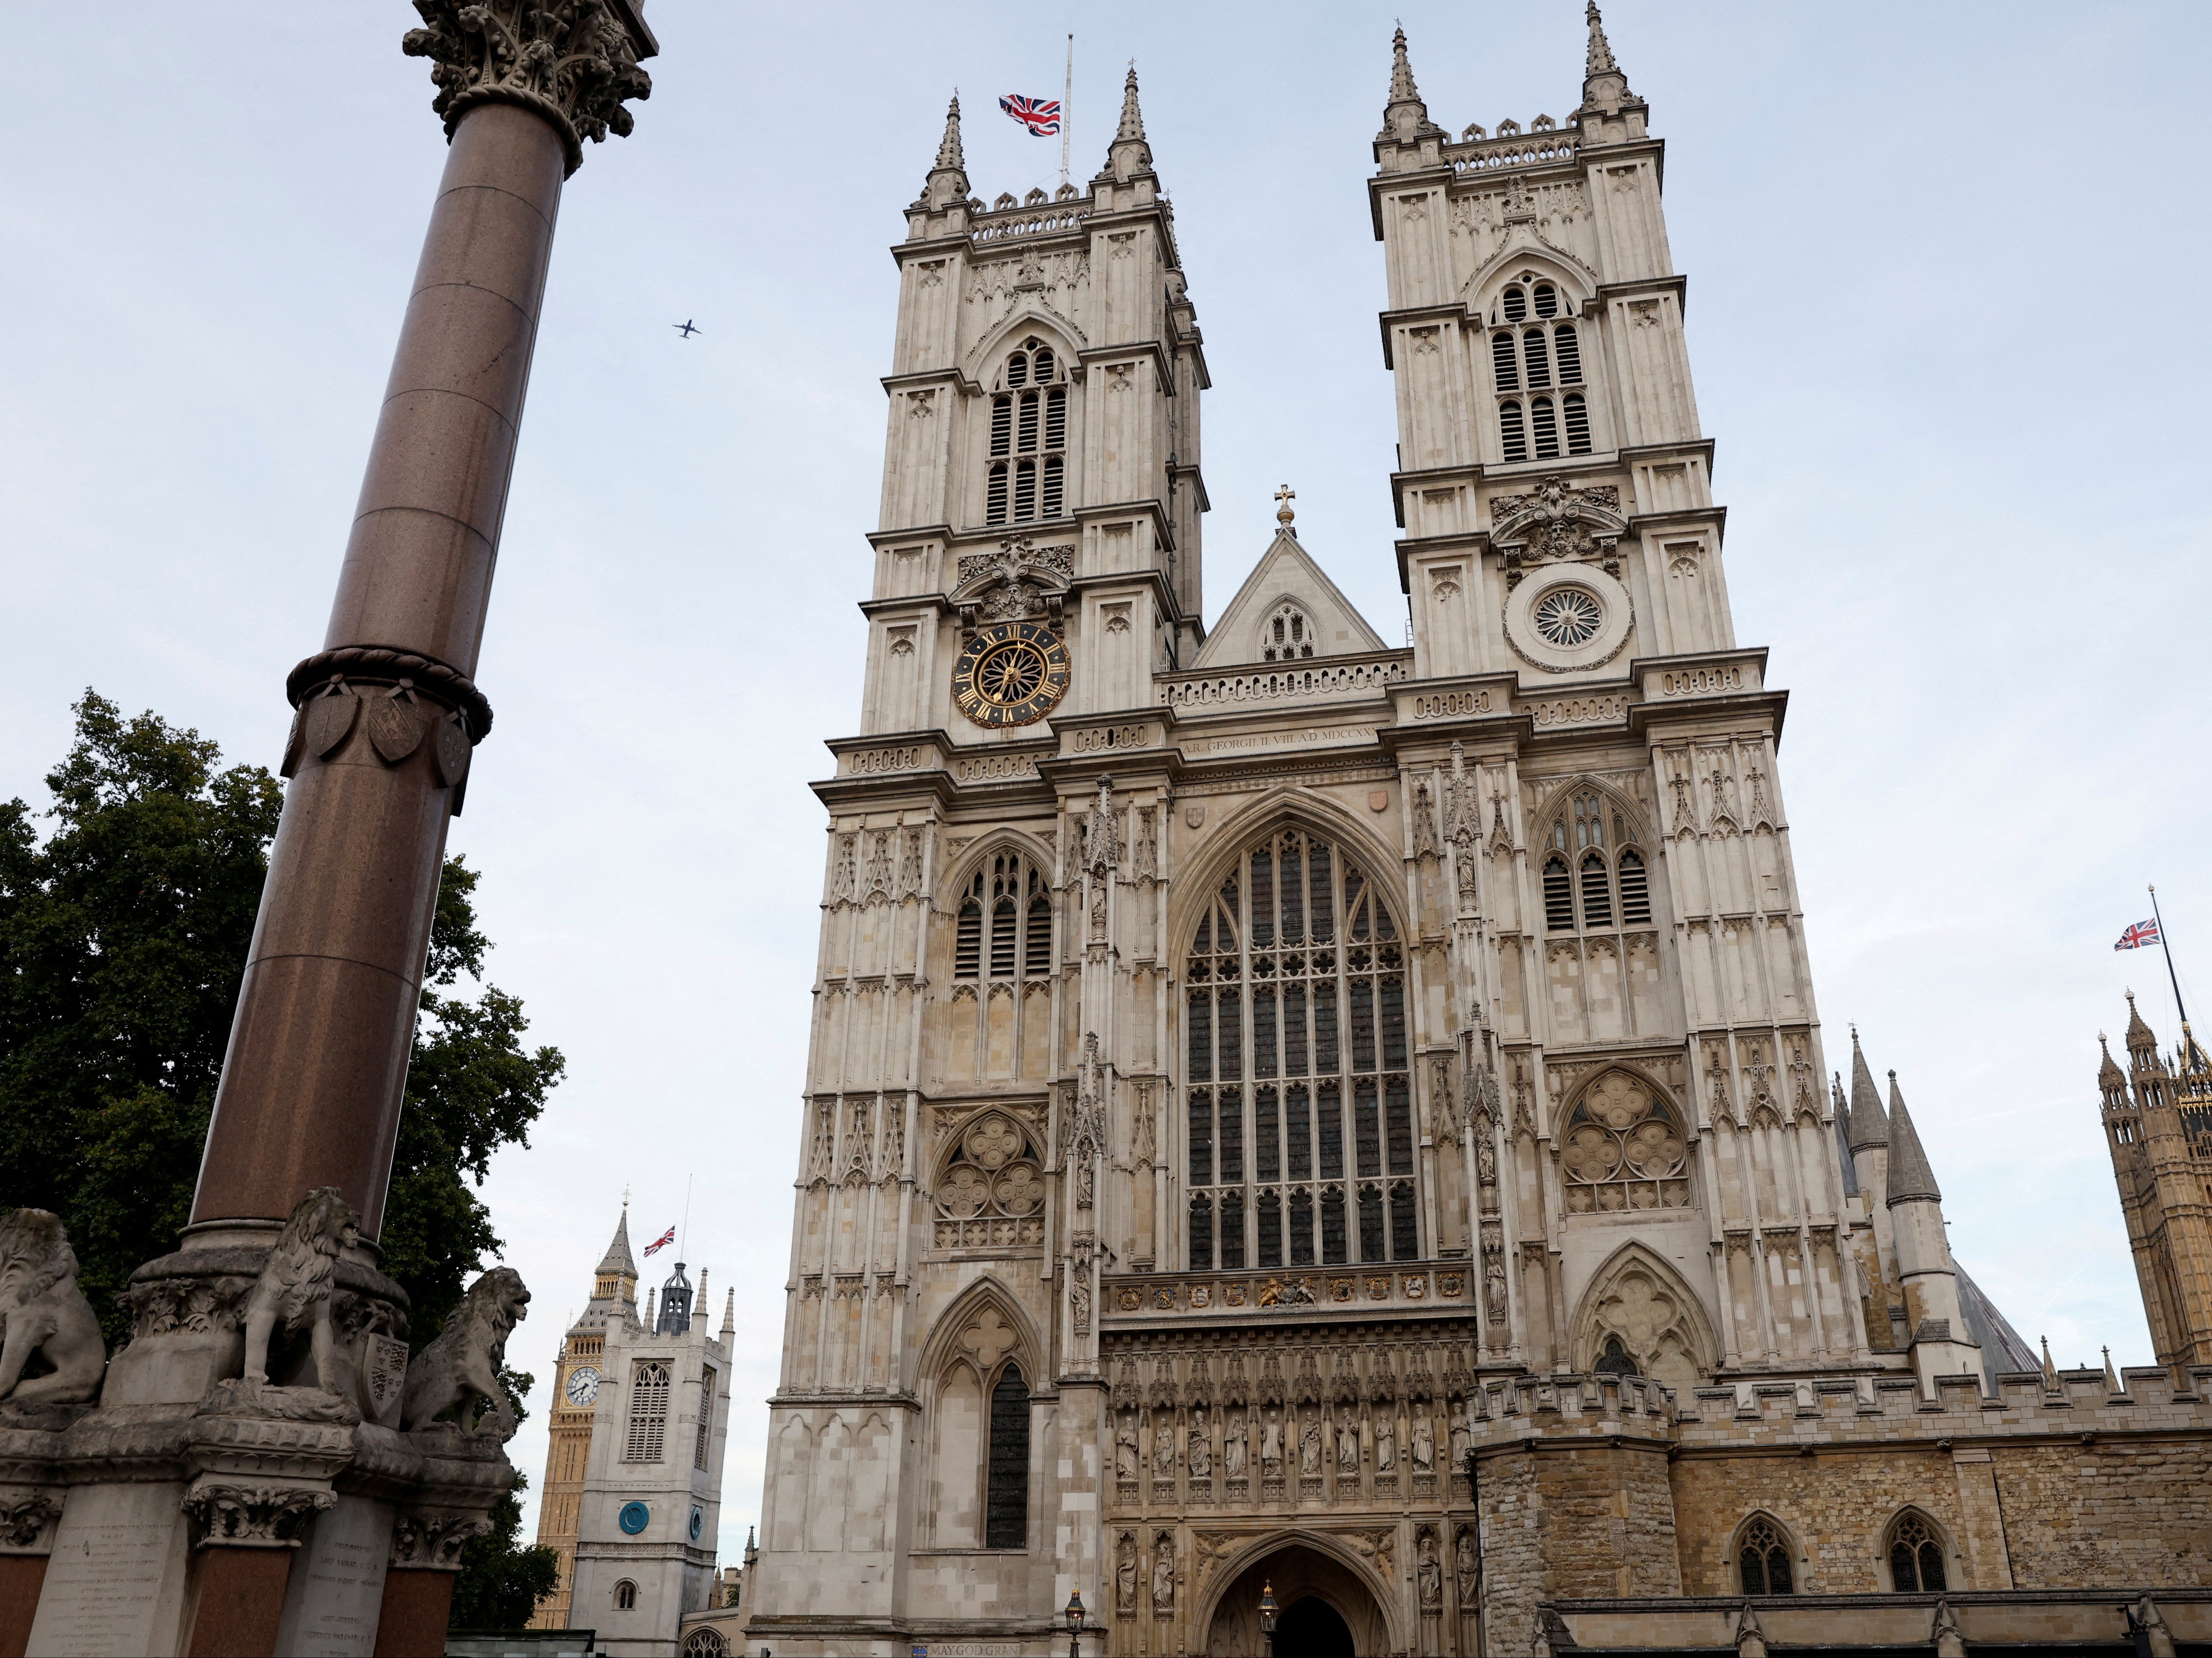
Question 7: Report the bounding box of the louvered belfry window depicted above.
[1543,790,1654,935]
[954,854,1051,982]
[694,1366,717,1470]
[1491,280,1593,460]
[624,1361,671,1463]
[985,339,1068,526]
[1185,829,1417,1270]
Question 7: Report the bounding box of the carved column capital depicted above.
[0,1492,62,1554]
[182,1477,335,1549]
[403,0,655,175]
[390,1509,495,1571]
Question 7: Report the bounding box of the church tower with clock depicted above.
[738,17,2210,1658]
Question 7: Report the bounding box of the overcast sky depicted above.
[6,3,2209,1549]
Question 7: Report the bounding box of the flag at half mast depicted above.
[2117,918,2162,951]
[1000,94,1061,136]
[643,1225,677,1256]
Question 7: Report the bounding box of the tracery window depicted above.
[933,1112,1047,1249]
[986,339,1068,526]
[1262,602,1317,661]
[615,1579,638,1610]
[954,854,1053,981]
[1540,790,1653,934]
[683,1630,729,1658]
[1886,1512,1948,1592]
[1561,1072,1690,1212]
[1184,829,1417,1270]
[985,1363,1031,1547]
[1737,1516,1796,1596]
[1490,277,1591,461]
[623,1362,669,1462]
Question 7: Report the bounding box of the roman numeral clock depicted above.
[946,538,1077,728]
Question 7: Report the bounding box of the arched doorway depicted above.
[1203,1542,1390,1657]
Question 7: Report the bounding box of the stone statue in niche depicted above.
[1224,1412,1247,1476]
[242,1186,360,1390]
[1418,1529,1444,1609]
[1299,1415,1321,1474]
[1117,1531,1139,1612]
[1261,1407,1283,1470]
[1187,1409,1211,1478]
[1336,1418,1359,1474]
[1485,1260,1508,1327]
[1450,1409,1471,1472]
[401,1267,532,1438]
[1411,1410,1435,1471]
[1070,1271,1091,1337]
[1456,1526,1479,1602]
[0,1209,105,1408]
[1153,1417,1175,1475]
[1116,1418,1139,1481]
[1151,1534,1175,1611]
[1374,1412,1396,1472]
[1478,1138,1497,1183]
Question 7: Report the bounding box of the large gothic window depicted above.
[932,1112,1046,1250]
[1561,1073,1690,1212]
[986,339,1068,526]
[623,1361,670,1462]
[985,1363,1031,1547]
[1489,276,1591,461]
[1184,829,1417,1270]
[954,853,1052,982]
[1541,789,1652,934]
[1885,1511,1948,1592]
[1736,1516,1797,1595]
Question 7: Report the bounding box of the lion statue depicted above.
[0,1209,107,1407]
[241,1186,359,1390]
[401,1267,530,1439]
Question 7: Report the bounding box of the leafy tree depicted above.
[0,689,565,1349]
[447,1367,562,1631]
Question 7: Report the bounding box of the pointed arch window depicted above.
[1541,790,1655,935]
[1490,280,1593,459]
[1262,602,1317,661]
[985,1363,1031,1548]
[623,1362,670,1462]
[933,1113,1046,1249]
[1885,1512,1948,1592]
[1561,1072,1690,1212]
[954,853,1052,982]
[986,339,1069,526]
[1737,1517,1796,1596]
[1184,829,1418,1270]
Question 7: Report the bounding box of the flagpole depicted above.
[1060,35,1073,189]
[2149,884,2203,1069]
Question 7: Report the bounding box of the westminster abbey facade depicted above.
[740,12,2212,1656]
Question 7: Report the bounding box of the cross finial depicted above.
[1275,484,1296,526]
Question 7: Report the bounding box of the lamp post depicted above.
[1260,1579,1279,1658]
[1066,1587,1087,1658]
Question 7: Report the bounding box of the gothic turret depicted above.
[1105,66,1153,183]
[923,92,968,210]
[655,1259,694,1335]
[594,1204,640,1311]
[2105,994,2212,1366]
[1573,1,1649,142]
[1381,27,1433,144]
[1883,1074,1981,1392]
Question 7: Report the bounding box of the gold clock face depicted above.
[952,621,1071,728]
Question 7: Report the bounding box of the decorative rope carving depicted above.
[287,646,493,742]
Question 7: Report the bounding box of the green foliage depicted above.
[0,691,564,1360]
[447,1367,562,1632]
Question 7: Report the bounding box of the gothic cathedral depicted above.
[746,14,2212,1658]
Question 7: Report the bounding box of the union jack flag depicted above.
[2115,919,2161,951]
[643,1225,677,1256]
[999,94,1061,136]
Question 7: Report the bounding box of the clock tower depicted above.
[530,1205,641,1630]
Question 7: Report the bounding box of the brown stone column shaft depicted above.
[185,1549,294,1658]
[190,101,568,1239]
[0,1556,45,1658]
[372,1568,457,1658]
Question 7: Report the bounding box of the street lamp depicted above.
[1260,1579,1279,1658]
[1065,1588,1086,1658]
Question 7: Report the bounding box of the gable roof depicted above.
[1190,528,1390,670]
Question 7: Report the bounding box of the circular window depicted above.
[618,1501,651,1535]
[689,1505,705,1541]
[1532,586,1604,647]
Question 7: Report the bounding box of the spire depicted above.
[1883,1072,1942,1205]
[2099,1032,2127,1090]
[2040,1334,2061,1390]
[596,1204,637,1278]
[2125,990,2160,1060]
[934,92,965,171]
[1380,26,1438,143]
[923,92,969,209]
[1847,1028,1889,1151]
[1387,26,1423,107]
[2103,1345,2121,1392]
[1584,2,1619,76]
[1831,1072,1852,1143]
[1104,65,1154,183]
[721,1285,735,1337]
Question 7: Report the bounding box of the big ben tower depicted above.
[746,17,2014,1657]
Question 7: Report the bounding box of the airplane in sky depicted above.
[673,319,701,338]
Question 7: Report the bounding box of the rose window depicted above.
[1560,1072,1690,1212]
[1532,586,1603,647]
[934,1112,1047,1248]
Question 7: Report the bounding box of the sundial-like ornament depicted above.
[952,621,1071,728]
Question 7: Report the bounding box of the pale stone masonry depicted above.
[738,13,2212,1658]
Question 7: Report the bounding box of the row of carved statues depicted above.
[0,1189,528,1437]
[1112,1397,1477,1482]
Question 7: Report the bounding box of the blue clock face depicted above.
[618,1501,650,1535]
[689,1505,704,1541]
